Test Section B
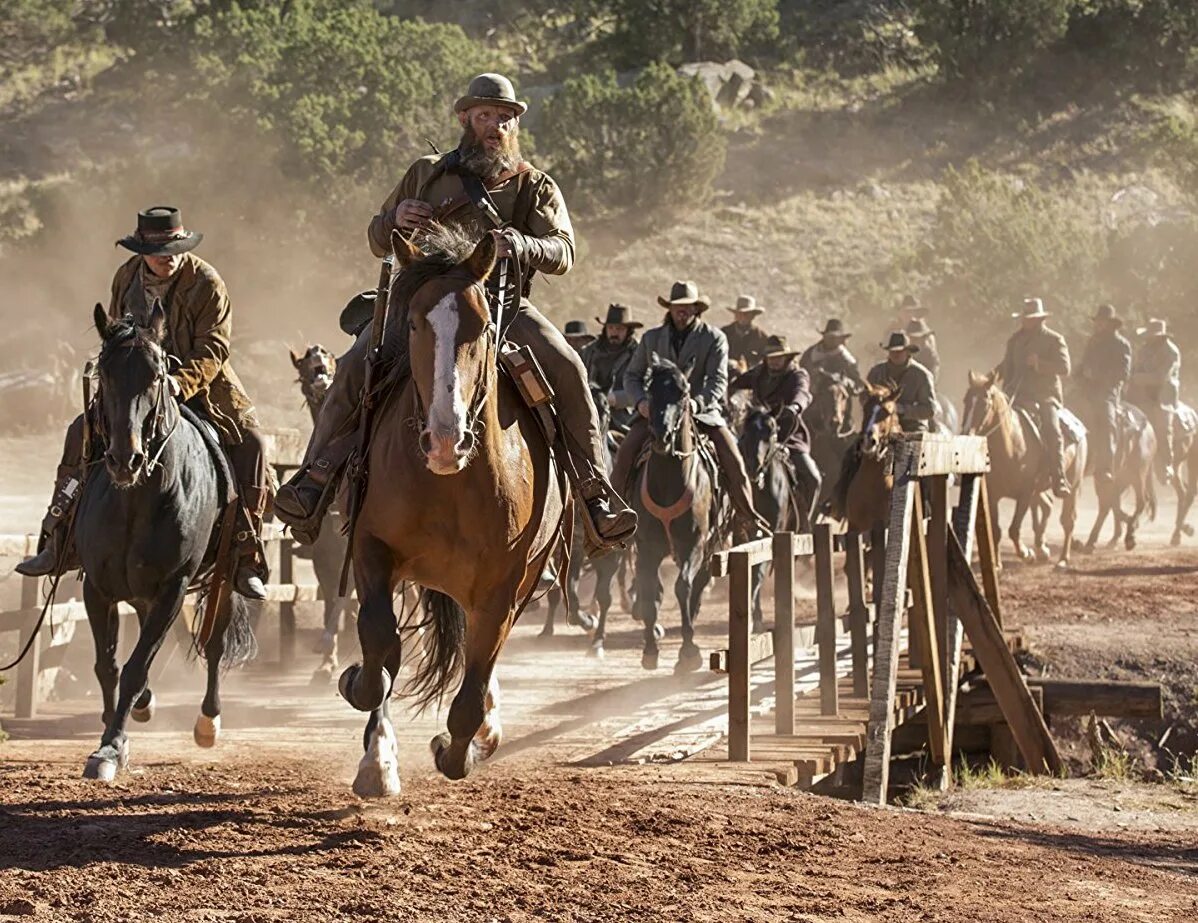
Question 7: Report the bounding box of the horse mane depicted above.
[98,314,161,366]
[648,354,689,392]
[389,223,479,312]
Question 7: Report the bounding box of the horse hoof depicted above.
[1035,547,1051,564]
[474,719,502,763]
[1183,524,1195,537]
[567,610,598,632]
[311,631,336,657]
[83,742,128,781]
[194,713,221,748]
[429,732,473,781]
[537,624,555,639]
[338,663,390,712]
[587,641,605,660]
[131,691,156,723]
[1055,559,1071,571]
[1124,535,1137,551]
[674,646,703,674]
[354,717,400,798]
[652,624,665,642]
[641,650,659,671]
[1079,543,1094,555]
[1171,533,1182,547]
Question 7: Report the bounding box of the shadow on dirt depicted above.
[970,819,1198,877]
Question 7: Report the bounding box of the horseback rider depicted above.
[563,319,595,353]
[1129,318,1182,484]
[904,317,940,380]
[273,73,636,552]
[799,318,864,392]
[996,297,1073,498]
[729,335,821,513]
[580,304,642,434]
[1076,303,1132,485]
[611,280,771,538]
[17,207,270,598]
[721,295,771,371]
[866,332,937,432]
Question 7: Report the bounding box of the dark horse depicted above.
[337,227,567,796]
[78,303,255,780]
[290,344,354,681]
[1082,404,1157,553]
[806,369,856,509]
[630,356,720,673]
[738,407,816,631]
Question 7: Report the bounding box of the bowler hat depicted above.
[454,73,528,116]
[657,280,709,313]
[1013,297,1050,319]
[881,331,920,353]
[818,318,851,338]
[1092,303,1122,326]
[116,206,203,256]
[725,294,764,315]
[596,304,643,329]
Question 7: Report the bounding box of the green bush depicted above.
[604,0,780,67]
[1067,0,1198,79]
[183,0,487,185]
[537,63,726,219]
[912,0,1074,86]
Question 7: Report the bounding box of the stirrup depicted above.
[275,460,343,544]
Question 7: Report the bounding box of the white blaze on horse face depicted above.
[863,403,883,453]
[426,292,469,469]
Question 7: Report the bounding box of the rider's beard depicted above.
[458,124,521,181]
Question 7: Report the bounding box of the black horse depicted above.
[805,369,856,509]
[78,303,255,781]
[630,357,720,672]
[290,344,354,682]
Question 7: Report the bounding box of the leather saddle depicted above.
[1016,404,1086,448]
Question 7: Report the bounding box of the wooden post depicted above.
[908,484,947,771]
[975,476,1003,627]
[844,532,870,698]
[928,475,950,677]
[861,443,918,805]
[868,522,886,657]
[944,473,982,765]
[728,551,752,762]
[278,538,296,666]
[773,532,796,736]
[15,576,41,719]
[813,524,838,717]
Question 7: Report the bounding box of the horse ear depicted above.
[93,303,112,341]
[290,348,303,369]
[147,298,167,344]
[390,229,422,267]
[464,233,497,283]
[988,369,1001,388]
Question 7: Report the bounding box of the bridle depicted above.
[648,372,695,459]
[744,412,783,489]
[964,381,1013,440]
[96,332,179,482]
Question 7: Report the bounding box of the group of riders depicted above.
[14,72,1187,601]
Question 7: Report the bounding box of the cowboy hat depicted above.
[595,304,643,329]
[116,206,203,256]
[763,335,799,360]
[454,73,528,116]
[725,294,765,316]
[899,293,928,315]
[339,290,377,337]
[818,318,851,338]
[563,319,596,343]
[1137,318,1169,338]
[1013,297,1049,319]
[881,331,920,353]
[1092,303,1122,326]
[904,317,934,338]
[657,280,709,313]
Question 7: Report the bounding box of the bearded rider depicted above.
[580,304,643,434]
[17,207,271,598]
[610,280,771,539]
[721,295,771,371]
[799,318,864,392]
[866,332,937,433]
[273,73,637,552]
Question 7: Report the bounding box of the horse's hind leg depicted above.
[589,555,618,659]
[194,594,255,748]
[127,602,157,723]
[1084,491,1108,553]
[84,578,187,781]
[83,580,119,728]
[355,634,404,798]
[634,545,666,670]
[1058,491,1077,569]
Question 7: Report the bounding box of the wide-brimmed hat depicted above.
[564,319,596,343]
[763,335,798,360]
[899,293,928,316]
[657,280,709,313]
[905,318,934,338]
[881,331,920,353]
[818,318,851,338]
[725,294,764,316]
[596,304,643,329]
[1013,297,1050,319]
[1092,303,1122,326]
[1137,318,1169,338]
[339,290,377,337]
[116,206,203,256]
[454,73,528,116]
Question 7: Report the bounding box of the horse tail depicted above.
[405,588,466,712]
[219,592,258,668]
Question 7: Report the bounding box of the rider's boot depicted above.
[1050,466,1071,499]
[576,472,637,557]
[16,466,83,577]
[274,436,355,544]
[709,425,772,540]
[232,486,270,600]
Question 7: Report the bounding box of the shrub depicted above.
[604,0,780,67]
[537,63,726,219]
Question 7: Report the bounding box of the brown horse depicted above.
[1082,403,1156,553]
[337,227,567,796]
[962,371,1085,568]
[838,383,903,534]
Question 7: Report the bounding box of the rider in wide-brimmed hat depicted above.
[18,207,271,599]
[1076,303,1132,483]
[276,71,638,554]
[904,317,940,380]
[564,319,596,351]
[866,332,937,433]
[580,304,643,432]
[800,318,864,394]
[1129,317,1182,484]
[721,294,771,370]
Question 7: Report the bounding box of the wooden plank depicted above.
[710,537,774,578]
[812,524,838,718]
[709,630,774,674]
[946,532,1062,774]
[278,539,296,666]
[928,475,950,683]
[908,483,947,771]
[773,532,797,736]
[914,434,990,477]
[1024,678,1161,719]
[14,576,41,719]
[944,472,981,762]
[975,476,1003,627]
[728,551,753,762]
[955,683,1044,724]
[861,444,918,805]
[844,532,870,698]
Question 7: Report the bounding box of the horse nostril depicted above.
[418,431,433,456]
[130,452,145,471]
[458,431,476,455]
[104,451,117,468]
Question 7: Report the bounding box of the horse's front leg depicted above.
[1008,494,1034,562]
[1084,487,1108,553]
[589,554,618,659]
[354,633,404,798]
[673,546,704,674]
[341,534,399,715]
[635,542,666,670]
[84,577,187,781]
[1058,488,1077,569]
[82,580,119,728]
